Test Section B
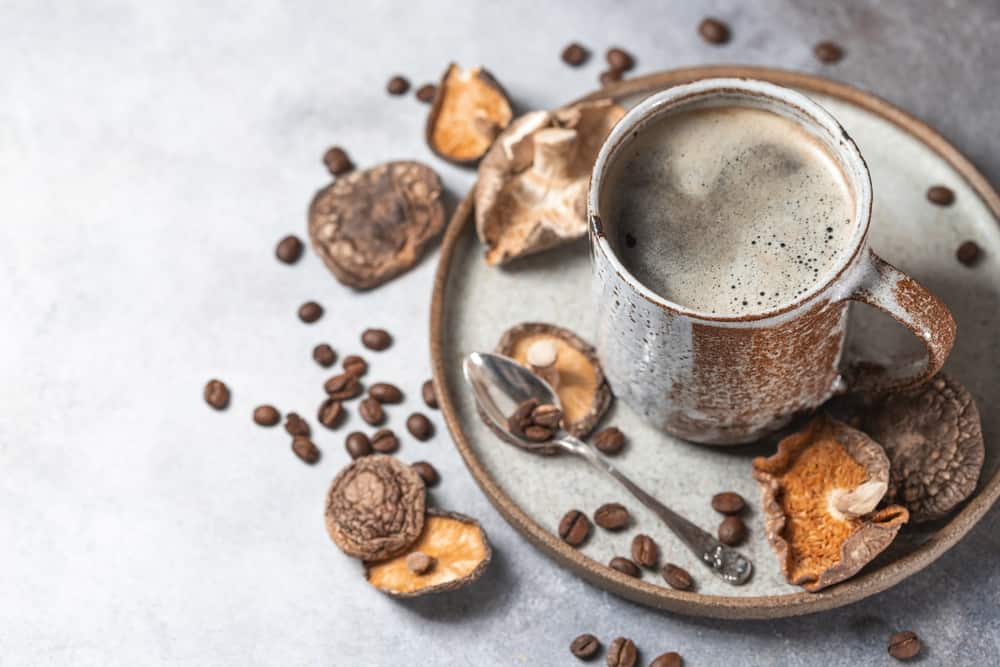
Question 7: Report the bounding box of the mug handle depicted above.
[841,249,956,394]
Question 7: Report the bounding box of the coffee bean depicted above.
[593,426,626,454]
[275,235,303,263]
[387,75,410,95]
[318,398,344,429]
[887,630,921,660]
[322,146,354,176]
[359,396,385,426]
[361,328,392,351]
[631,534,659,568]
[561,42,589,67]
[284,412,310,437]
[609,556,640,578]
[607,637,637,667]
[718,515,747,545]
[957,240,981,266]
[698,17,730,44]
[530,403,562,429]
[649,652,682,667]
[345,431,372,459]
[371,428,399,453]
[711,491,745,515]
[415,83,437,103]
[406,412,433,440]
[599,68,623,86]
[606,47,634,71]
[203,379,230,410]
[524,424,554,442]
[342,355,368,377]
[324,373,362,400]
[298,301,323,323]
[569,633,600,660]
[312,343,337,368]
[661,563,693,590]
[253,405,280,426]
[559,509,592,546]
[594,502,630,530]
[369,382,403,404]
[422,379,439,409]
[412,461,440,487]
[926,184,955,206]
[813,41,844,63]
[508,398,539,436]
[405,551,435,575]
[291,436,320,464]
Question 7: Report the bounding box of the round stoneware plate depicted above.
[430,66,1000,619]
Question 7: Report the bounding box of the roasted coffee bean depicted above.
[318,398,344,429]
[957,240,981,266]
[569,633,600,660]
[322,146,354,176]
[813,41,844,63]
[605,47,634,71]
[313,343,337,368]
[661,563,693,590]
[361,328,392,350]
[406,551,435,575]
[324,373,362,400]
[415,83,437,103]
[342,355,368,377]
[345,431,372,459]
[387,75,410,95]
[406,412,434,440]
[412,461,440,487]
[359,396,385,426]
[275,235,303,263]
[711,491,745,515]
[594,502,630,530]
[530,403,562,429]
[371,428,399,453]
[599,68,623,86]
[291,436,320,464]
[926,184,955,206]
[253,405,280,426]
[284,412,310,437]
[561,42,589,67]
[698,17,730,44]
[718,515,747,545]
[369,382,403,403]
[559,509,592,546]
[593,426,626,454]
[609,556,640,578]
[887,630,921,660]
[524,424,554,442]
[649,652,682,667]
[508,398,539,435]
[422,379,439,409]
[298,301,323,323]
[204,379,230,410]
[607,637,637,667]
[631,534,659,568]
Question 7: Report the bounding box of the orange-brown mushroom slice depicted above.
[425,64,513,165]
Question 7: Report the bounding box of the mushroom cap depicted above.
[425,64,513,165]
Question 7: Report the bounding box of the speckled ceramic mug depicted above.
[588,78,956,445]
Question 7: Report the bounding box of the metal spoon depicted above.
[463,352,753,586]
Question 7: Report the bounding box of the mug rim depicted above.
[588,77,874,324]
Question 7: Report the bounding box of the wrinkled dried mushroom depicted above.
[496,322,611,438]
[475,100,626,265]
[426,64,513,165]
[752,416,909,592]
[325,455,426,561]
[308,161,445,290]
[364,509,492,597]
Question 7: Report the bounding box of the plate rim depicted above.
[429,65,1000,619]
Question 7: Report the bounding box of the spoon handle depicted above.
[559,435,753,585]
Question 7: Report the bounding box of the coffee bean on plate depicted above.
[561,42,589,66]
[284,412,310,437]
[204,379,230,410]
[956,240,981,266]
[298,301,323,323]
[558,509,591,546]
[371,428,399,453]
[313,343,337,368]
[569,633,600,660]
[406,551,435,575]
[711,491,745,515]
[718,515,747,545]
[253,405,280,426]
[322,146,354,176]
[661,563,693,590]
[406,412,434,440]
[342,355,368,377]
[318,398,344,429]
[369,382,403,404]
[275,235,303,263]
[422,379,438,409]
[609,556,640,578]
[345,431,372,459]
[607,637,637,667]
[887,630,921,660]
[926,184,955,206]
[631,534,658,568]
[599,69,623,86]
[594,502,630,530]
[386,75,410,95]
[649,652,682,667]
[412,461,439,487]
[415,83,437,103]
[361,328,392,350]
[324,373,362,400]
[291,436,320,464]
[813,41,844,63]
[593,426,625,454]
[605,47,634,71]
[698,17,730,44]
[359,396,385,426]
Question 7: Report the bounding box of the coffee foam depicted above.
[605,105,855,316]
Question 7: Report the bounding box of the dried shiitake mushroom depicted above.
[364,509,492,597]
[752,416,909,592]
[308,161,445,290]
[496,322,612,438]
[475,100,626,265]
[325,454,426,561]
[426,64,513,165]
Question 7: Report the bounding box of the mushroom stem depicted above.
[828,480,887,520]
[530,127,579,181]
[526,339,560,391]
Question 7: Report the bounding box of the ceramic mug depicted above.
[588,78,956,445]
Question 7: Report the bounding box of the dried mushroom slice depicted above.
[325,455,426,561]
[496,322,611,438]
[752,416,909,592]
[364,509,492,597]
[426,64,513,165]
[308,161,445,290]
[861,373,984,522]
[475,100,626,265]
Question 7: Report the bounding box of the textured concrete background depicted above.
[1,1,999,665]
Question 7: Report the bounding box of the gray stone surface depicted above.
[0,1,998,665]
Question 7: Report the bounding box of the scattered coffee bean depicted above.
[324,373,362,400]
[813,41,844,63]
[359,396,385,426]
[275,235,304,264]
[609,556,640,578]
[318,398,344,429]
[718,515,747,546]
[371,428,399,453]
[361,328,392,351]
[559,509,592,546]
[593,426,626,454]
[599,69,623,86]
[415,83,437,103]
[405,551,435,575]
[284,412,310,437]
[956,240,981,266]
[298,301,323,323]
[312,343,337,368]
[406,412,434,440]
[322,146,354,176]
[887,630,921,660]
[369,382,403,404]
[605,47,635,71]
[711,491,745,515]
[926,184,955,206]
[561,42,589,67]
[649,652,682,667]
[569,633,600,660]
[203,379,230,410]
[253,405,280,426]
[661,563,693,590]
[412,461,440,487]
[386,75,410,95]
[530,403,562,428]
[342,355,368,377]
[607,637,638,667]
[594,502,630,530]
[291,436,320,464]
[422,379,439,409]
[345,431,372,459]
[698,17,730,44]
[631,534,659,568]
